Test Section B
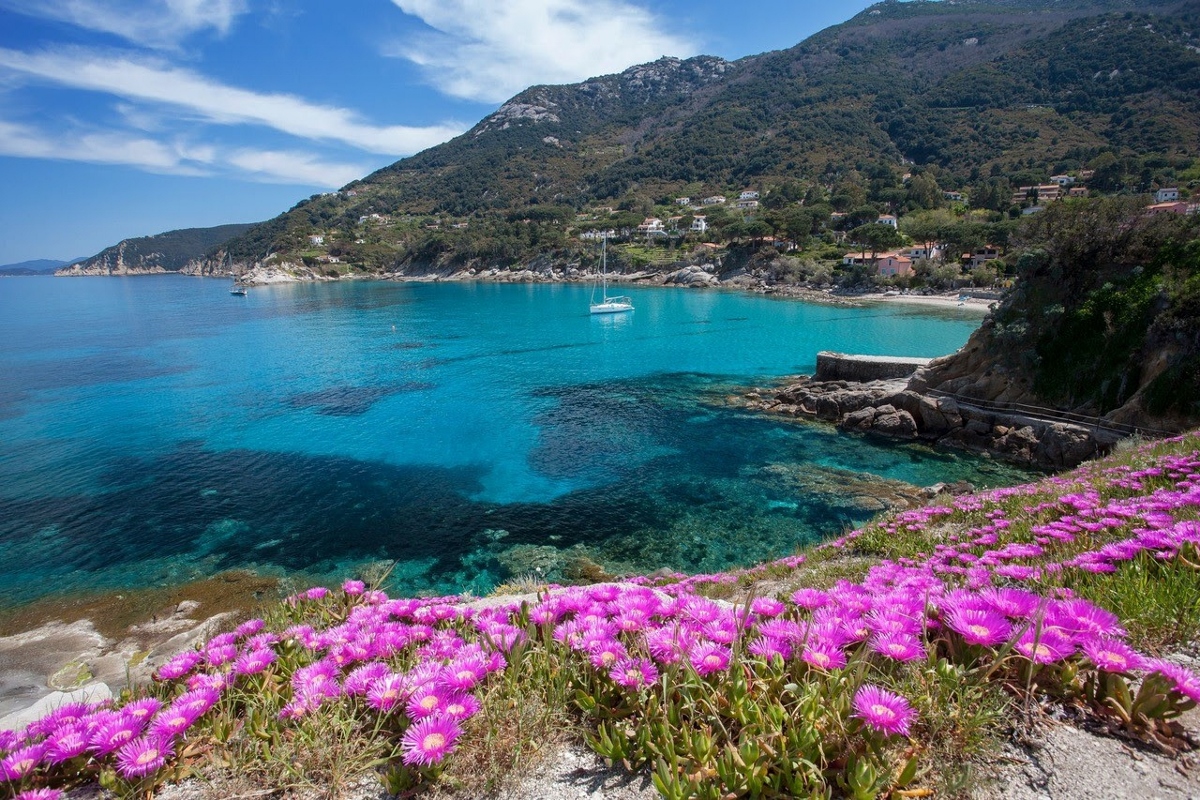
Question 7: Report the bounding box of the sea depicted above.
[0,277,1029,606]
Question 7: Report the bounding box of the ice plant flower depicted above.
[609,658,658,689]
[14,790,64,800]
[401,716,462,767]
[944,606,1012,647]
[853,685,915,737]
[1082,637,1144,673]
[115,736,173,778]
[689,642,731,677]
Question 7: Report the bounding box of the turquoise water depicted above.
[0,277,1024,604]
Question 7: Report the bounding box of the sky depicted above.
[0,0,880,265]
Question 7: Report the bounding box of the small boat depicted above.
[230,285,247,296]
[589,235,633,315]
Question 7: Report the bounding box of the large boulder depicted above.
[841,407,877,430]
[874,409,919,438]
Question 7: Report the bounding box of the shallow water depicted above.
[0,277,1025,604]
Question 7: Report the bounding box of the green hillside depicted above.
[60,223,257,276]
[218,0,1200,274]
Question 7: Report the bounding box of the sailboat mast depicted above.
[601,234,607,298]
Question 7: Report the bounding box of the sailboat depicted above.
[589,235,633,315]
[227,252,247,295]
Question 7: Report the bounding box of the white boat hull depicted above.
[590,302,633,314]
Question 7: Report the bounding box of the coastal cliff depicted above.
[56,223,255,277]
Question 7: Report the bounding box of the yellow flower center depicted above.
[703,655,722,668]
[422,733,446,751]
[968,624,991,638]
[870,704,895,721]
[1099,650,1126,668]
[420,695,439,710]
[136,748,161,766]
[456,670,474,681]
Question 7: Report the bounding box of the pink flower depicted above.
[115,735,174,778]
[801,642,847,671]
[0,743,45,781]
[1082,637,1144,673]
[342,579,366,596]
[688,642,731,677]
[45,724,90,764]
[14,790,64,800]
[234,648,276,676]
[155,650,203,681]
[406,686,449,720]
[442,693,482,721]
[750,597,786,618]
[344,662,390,697]
[1015,629,1074,664]
[608,658,658,690]
[853,685,915,737]
[869,633,925,663]
[366,673,407,712]
[944,607,1012,647]
[400,716,461,767]
[1147,660,1200,703]
[90,716,142,755]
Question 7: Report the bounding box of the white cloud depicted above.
[0,0,247,48]
[0,46,466,155]
[387,0,696,103]
[227,149,366,187]
[0,117,369,186]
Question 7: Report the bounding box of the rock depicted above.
[842,407,877,430]
[175,601,201,617]
[0,683,112,733]
[874,409,918,438]
[813,394,841,421]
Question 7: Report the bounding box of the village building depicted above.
[942,191,965,202]
[676,197,691,206]
[1156,188,1181,203]
[877,214,898,228]
[1050,175,1075,187]
[308,235,325,246]
[690,216,708,232]
[735,199,760,210]
[739,190,760,201]
[876,255,913,277]
[637,218,665,233]
[703,195,727,206]
[1146,201,1191,216]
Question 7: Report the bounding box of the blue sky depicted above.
[0,0,879,265]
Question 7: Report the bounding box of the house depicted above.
[943,191,965,202]
[967,246,1002,269]
[308,235,325,246]
[1156,188,1181,203]
[876,255,914,277]
[580,229,617,241]
[735,199,760,210]
[1146,201,1190,216]
[1078,170,1095,181]
[452,222,469,229]
[1013,185,1062,204]
[637,218,665,233]
[691,216,708,233]
[702,195,727,206]
[1050,175,1075,187]
[676,197,691,206]
[1068,187,1090,198]
[877,214,898,228]
[902,244,942,261]
[842,250,901,267]
[739,190,760,201]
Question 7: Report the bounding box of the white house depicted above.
[637,218,665,233]
[1156,188,1181,203]
[739,190,760,201]
[702,195,727,206]
[943,191,965,202]
[902,244,942,261]
[580,229,617,241]
[309,235,325,246]
[735,199,760,210]
[690,216,708,233]
[676,197,692,206]
[877,214,898,228]
[1050,175,1075,187]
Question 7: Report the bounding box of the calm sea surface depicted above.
[0,277,1026,604]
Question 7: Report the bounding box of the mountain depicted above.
[212,0,1200,279]
[0,258,85,276]
[58,224,257,277]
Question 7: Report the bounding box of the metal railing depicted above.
[925,389,1176,439]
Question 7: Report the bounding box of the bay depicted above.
[0,277,1025,604]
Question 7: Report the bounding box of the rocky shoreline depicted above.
[743,354,1122,471]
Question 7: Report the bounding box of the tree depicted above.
[849,223,904,259]
[906,173,943,210]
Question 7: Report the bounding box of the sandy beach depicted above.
[862,292,996,313]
